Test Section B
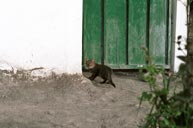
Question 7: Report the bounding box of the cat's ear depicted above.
[85,58,88,62]
[91,59,95,63]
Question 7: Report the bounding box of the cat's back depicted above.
[97,64,112,75]
[99,64,111,71]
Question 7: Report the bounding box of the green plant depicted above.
[139,47,174,128]
[139,45,193,128]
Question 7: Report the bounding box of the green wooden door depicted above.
[83,0,174,69]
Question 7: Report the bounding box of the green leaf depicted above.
[177,56,186,62]
[178,63,186,75]
[177,35,182,40]
[175,111,181,117]
[177,41,181,45]
[178,47,182,50]
[141,92,153,101]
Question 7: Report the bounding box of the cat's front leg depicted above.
[89,73,97,81]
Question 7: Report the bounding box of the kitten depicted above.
[86,59,116,88]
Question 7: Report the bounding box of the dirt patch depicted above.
[0,71,150,128]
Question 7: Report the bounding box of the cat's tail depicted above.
[110,80,116,88]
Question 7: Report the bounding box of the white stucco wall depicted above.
[0,0,82,74]
[174,0,187,72]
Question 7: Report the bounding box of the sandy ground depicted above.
[0,72,150,128]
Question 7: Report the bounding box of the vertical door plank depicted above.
[104,0,126,66]
[128,0,147,66]
[83,0,102,64]
[149,0,167,65]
